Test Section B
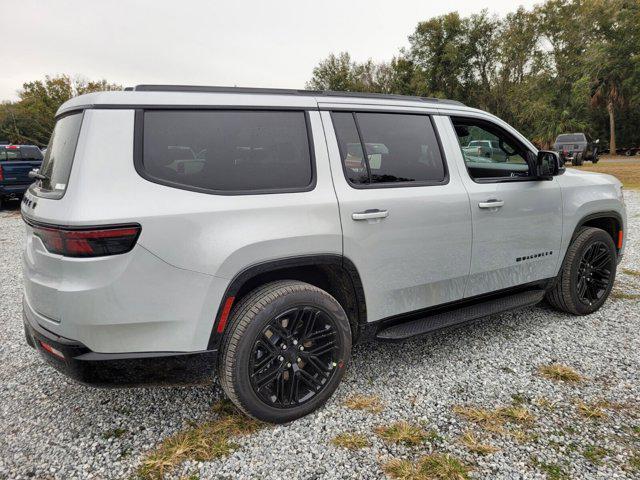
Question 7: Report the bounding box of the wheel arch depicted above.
[572,211,623,255]
[207,255,367,349]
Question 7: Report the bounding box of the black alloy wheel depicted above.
[218,280,351,423]
[575,241,614,306]
[546,227,617,315]
[249,306,341,408]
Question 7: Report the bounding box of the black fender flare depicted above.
[206,254,366,350]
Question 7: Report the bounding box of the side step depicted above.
[376,290,545,342]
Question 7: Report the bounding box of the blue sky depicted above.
[1,0,539,101]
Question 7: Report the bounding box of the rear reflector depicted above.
[618,230,623,249]
[27,221,141,257]
[217,296,236,333]
[0,165,3,181]
[39,340,65,359]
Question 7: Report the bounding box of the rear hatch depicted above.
[22,112,84,323]
[1,145,43,187]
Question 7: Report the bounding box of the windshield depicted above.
[35,112,83,198]
[556,134,585,143]
[0,146,43,161]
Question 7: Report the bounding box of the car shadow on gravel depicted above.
[0,197,22,218]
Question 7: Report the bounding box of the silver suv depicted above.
[21,86,627,423]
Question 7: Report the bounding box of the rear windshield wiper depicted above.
[28,169,49,181]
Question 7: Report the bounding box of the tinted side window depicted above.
[332,112,446,186]
[356,113,446,184]
[141,111,313,193]
[330,112,368,185]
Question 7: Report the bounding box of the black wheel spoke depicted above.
[577,277,588,297]
[303,329,336,343]
[592,253,610,269]
[303,311,320,339]
[307,339,337,356]
[575,240,613,304]
[254,367,280,390]
[254,349,277,372]
[299,369,324,390]
[249,305,340,409]
[304,352,330,374]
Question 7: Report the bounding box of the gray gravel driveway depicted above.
[1,193,639,480]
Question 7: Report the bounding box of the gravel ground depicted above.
[1,193,639,480]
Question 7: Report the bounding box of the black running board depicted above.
[376,290,545,342]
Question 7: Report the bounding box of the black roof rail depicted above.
[130,85,465,106]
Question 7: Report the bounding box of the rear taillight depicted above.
[29,223,141,257]
[0,165,3,181]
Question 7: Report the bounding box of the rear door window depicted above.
[139,110,314,194]
[332,112,447,187]
[35,112,84,198]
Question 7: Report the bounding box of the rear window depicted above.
[140,110,314,193]
[36,112,83,198]
[0,146,43,161]
[556,134,585,143]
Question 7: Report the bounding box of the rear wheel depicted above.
[218,280,352,423]
[546,227,617,315]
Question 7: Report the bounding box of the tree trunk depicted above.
[607,100,616,155]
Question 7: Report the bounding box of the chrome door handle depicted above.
[352,209,389,221]
[478,199,504,209]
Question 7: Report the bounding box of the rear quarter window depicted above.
[34,112,83,199]
[138,110,315,194]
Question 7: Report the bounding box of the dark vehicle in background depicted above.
[552,133,599,166]
[0,145,43,209]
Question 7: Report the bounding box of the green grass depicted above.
[102,427,128,440]
[538,363,584,383]
[331,432,370,450]
[531,457,570,480]
[383,454,471,480]
[375,421,429,446]
[137,401,263,480]
[583,445,610,465]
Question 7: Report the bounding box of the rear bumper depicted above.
[23,298,217,387]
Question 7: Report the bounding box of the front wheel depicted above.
[546,227,617,315]
[218,280,352,423]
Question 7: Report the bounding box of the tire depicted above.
[572,153,583,166]
[218,280,352,423]
[546,227,617,315]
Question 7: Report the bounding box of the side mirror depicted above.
[536,150,564,179]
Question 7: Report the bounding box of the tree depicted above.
[307,52,359,91]
[306,0,640,151]
[0,75,121,146]
[586,0,640,153]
